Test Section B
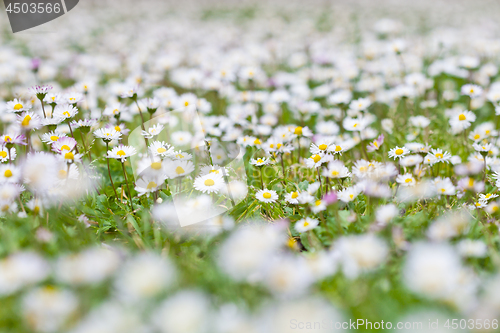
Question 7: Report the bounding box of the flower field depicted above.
[2,0,500,332]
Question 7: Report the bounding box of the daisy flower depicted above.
[479,193,499,201]
[31,85,53,100]
[352,159,377,179]
[94,128,122,142]
[52,137,78,153]
[171,131,193,146]
[449,110,476,130]
[53,104,79,120]
[194,172,225,194]
[41,131,67,144]
[0,164,21,183]
[293,126,313,137]
[250,157,271,166]
[428,148,452,164]
[165,159,195,178]
[295,217,319,233]
[137,156,166,177]
[70,119,97,132]
[349,97,371,112]
[103,103,128,117]
[461,84,483,98]
[0,147,16,162]
[171,151,192,161]
[310,139,332,154]
[58,150,83,164]
[26,198,44,216]
[388,146,410,160]
[338,186,362,203]
[141,124,164,139]
[399,154,423,167]
[149,141,174,158]
[17,112,41,131]
[473,200,487,209]
[0,134,26,146]
[343,117,367,132]
[472,142,492,154]
[366,134,384,152]
[107,145,137,163]
[396,173,416,186]
[285,191,300,204]
[323,160,351,179]
[305,154,328,169]
[311,199,327,213]
[135,176,163,196]
[328,143,345,155]
[485,201,500,214]
[199,165,228,176]
[434,177,455,196]
[255,188,279,203]
[6,99,30,113]
[63,92,84,105]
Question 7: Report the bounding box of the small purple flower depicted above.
[323,191,338,205]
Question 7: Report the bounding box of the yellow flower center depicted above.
[114,126,121,131]
[318,144,327,150]
[146,181,157,189]
[291,192,298,199]
[458,114,466,121]
[50,135,59,141]
[395,148,404,155]
[60,145,71,151]
[4,169,12,178]
[175,166,185,174]
[184,101,189,107]
[349,194,354,199]
[64,152,74,160]
[335,145,342,152]
[157,147,167,153]
[63,111,70,117]
[13,103,23,110]
[315,200,322,206]
[263,192,272,199]
[468,178,474,187]
[435,153,443,158]
[4,136,11,142]
[405,178,412,183]
[21,115,31,126]
[474,134,480,140]
[0,151,7,158]
[254,139,261,145]
[204,179,215,186]
[117,150,126,156]
[294,127,303,135]
[312,155,321,163]
[151,162,162,170]
[58,170,67,179]
[303,221,309,227]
